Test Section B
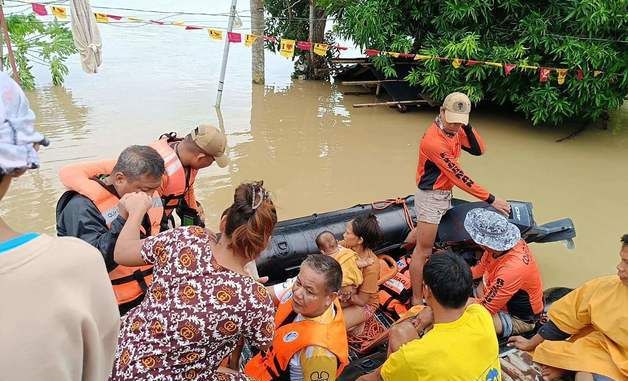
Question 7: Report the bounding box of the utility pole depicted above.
[215,0,238,109]
[250,0,264,84]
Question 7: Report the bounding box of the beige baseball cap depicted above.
[191,124,229,168]
[442,92,471,124]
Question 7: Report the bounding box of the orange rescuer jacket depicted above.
[244,298,349,380]
[58,162,162,305]
[416,119,495,203]
[58,135,199,228]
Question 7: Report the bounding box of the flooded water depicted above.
[1,0,626,289]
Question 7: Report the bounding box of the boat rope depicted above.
[371,197,415,230]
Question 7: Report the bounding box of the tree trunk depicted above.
[306,1,327,80]
[251,0,265,84]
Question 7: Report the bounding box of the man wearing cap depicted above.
[58,124,229,231]
[465,208,544,338]
[409,92,511,306]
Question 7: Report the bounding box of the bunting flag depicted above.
[31,3,47,16]
[504,63,516,76]
[279,38,296,59]
[296,41,312,51]
[556,69,568,85]
[208,29,223,40]
[576,69,584,81]
[95,13,109,23]
[313,43,329,56]
[51,6,67,20]
[539,67,551,82]
[227,32,241,43]
[25,2,610,83]
[244,34,258,47]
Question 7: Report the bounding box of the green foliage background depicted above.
[315,0,626,126]
[5,14,77,90]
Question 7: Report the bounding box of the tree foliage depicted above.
[5,14,77,90]
[321,0,627,126]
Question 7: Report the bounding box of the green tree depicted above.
[4,14,77,90]
[321,0,627,126]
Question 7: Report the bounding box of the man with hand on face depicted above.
[409,92,511,305]
[245,254,349,381]
[56,145,165,315]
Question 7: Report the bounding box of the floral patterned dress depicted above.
[109,226,275,381]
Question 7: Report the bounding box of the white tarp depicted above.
[70,0,102,73]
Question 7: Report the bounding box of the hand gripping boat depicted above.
[255,196,576,379]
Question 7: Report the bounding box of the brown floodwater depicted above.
[1,0,626,289]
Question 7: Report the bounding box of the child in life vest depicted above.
[316,231,373,304]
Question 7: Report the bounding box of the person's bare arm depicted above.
[113,193,152,267]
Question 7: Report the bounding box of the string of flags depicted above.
[30,2,605,85]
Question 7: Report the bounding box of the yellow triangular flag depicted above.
[208,29,223,40]
[173,21,185,26]
[593,70,602,77]
[484,61,503,68]
[127,16,142,22]
[279,38,296,59]
[556,69,568,85]
[94,13,108,23]
[313,43,329,57]
[452,58,462,69]
[414,54,431,61]
[51,6,67,20]
[244,34,258,47]
[388,52,400,58]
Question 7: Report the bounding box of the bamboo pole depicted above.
[0,3,19,84]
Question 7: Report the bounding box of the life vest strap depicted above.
[110,267,154,286]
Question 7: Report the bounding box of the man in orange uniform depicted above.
[410,92,511,305]
[244,254,349,381]
[465,208,544,337]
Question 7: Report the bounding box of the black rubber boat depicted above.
[257,195,576,283]
[255,196,576,379]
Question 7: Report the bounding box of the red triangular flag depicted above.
[227,32,242,43]
[365,49,380,57]
[185,25,203,30]
[107,14,122,20]
[296,41,312,51]
[466,60,480,66]
[504,63,516,76]
[264,36,277,43]
[399,53,415,59]
[539,67,551,83]
[336,46,348,51]
[576,69,584,81]
[32,3,47,16]
[150,20,165,25]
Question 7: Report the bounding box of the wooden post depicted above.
[250,0,264,84]
[0,3,19,83]
[308,0,314,78]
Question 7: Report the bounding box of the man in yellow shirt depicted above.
[508,234,628,381]
[358,251,501,381]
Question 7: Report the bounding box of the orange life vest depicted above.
[59,165,163,305]
[244,298,349,380]
[150,137,198,216]
[379,256,413,318]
